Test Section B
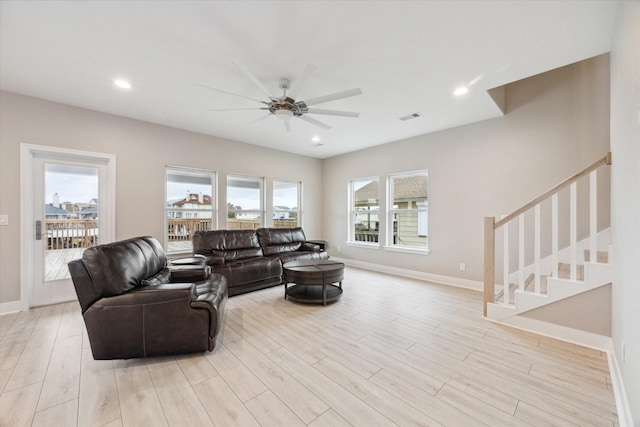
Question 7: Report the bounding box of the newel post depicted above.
[483,216,495,317]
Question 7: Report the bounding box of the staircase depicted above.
[489,247,611,320]
[484,153,612,322]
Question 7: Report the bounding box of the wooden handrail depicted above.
[494,152,611,229]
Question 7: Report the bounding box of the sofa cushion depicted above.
[193,229,263,261]
[257,227,306,256]
[212,257,282,288]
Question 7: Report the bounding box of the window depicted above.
[349,177,380,244]
[273,180,301,228]
[165,166,216,253]
[227,174,264,229]
[387,171,428,251]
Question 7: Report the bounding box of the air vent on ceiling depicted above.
[399,112,423,121]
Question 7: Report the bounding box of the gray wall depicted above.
[0,92,323,303]
[610,1,640,422]
[322,55,610,283]
[522,284,611,336]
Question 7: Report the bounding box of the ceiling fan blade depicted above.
[284,121,292,133]
[232,59,275,100]
[248,114,273,125]
[306,108,360,118]
[288,63,317,100]
[298,115,332,131]
[209,107,268,111]
[196,84,266,104]
[299,88,363,107]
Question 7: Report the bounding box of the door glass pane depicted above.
[45,163,99,282]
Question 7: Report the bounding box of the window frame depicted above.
[272,179,302,228]
[226,173,265,229]
[347,176,381,248]
[165,165,217,254]
[385,170,429,254]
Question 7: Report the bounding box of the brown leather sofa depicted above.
[192,227,329,296]
[68,236,227,360]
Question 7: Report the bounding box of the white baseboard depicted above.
[608,349,635,427]
[485,314,612,351]
[331,256,483,291]
[484,315,633,427]
[0,300,23,315]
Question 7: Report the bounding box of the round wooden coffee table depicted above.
[283,260,345,305]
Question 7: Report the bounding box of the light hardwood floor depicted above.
[0,267,619,426]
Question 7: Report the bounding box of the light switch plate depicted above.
[0,215,8,226]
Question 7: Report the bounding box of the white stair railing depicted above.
[484,152,611,316]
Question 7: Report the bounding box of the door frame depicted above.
[20,144,116,310]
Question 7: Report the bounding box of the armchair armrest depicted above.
[168,265,211,282]
[299,242,321,252]
[93,283,198,307]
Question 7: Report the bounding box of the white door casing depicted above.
[20,144,116,309]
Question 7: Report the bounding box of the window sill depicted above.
[346,241,381,249]
[384,245,429,255]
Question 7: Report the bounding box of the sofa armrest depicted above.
[169,255,206,266]
[299,242,321,252]
[192,252,226,266]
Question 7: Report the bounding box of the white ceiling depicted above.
[0,1,618,159]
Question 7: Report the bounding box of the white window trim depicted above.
[347,241,380,249]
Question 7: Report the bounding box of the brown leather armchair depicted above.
[68,236,227,360]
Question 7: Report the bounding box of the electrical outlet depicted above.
[337,245,341,252]
[459,263,466,271]
[622,340,626,363]
[0,215,8,226]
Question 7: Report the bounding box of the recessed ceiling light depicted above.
[114,79,132,89]
[454,86,468,96]
[311,136,321,142]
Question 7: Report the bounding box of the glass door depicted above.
[31,157,106,307]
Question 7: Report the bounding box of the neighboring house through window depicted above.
[349,177,380,244]
[387,170,428,252]
[273,180,301,228]
[165,166,216,253]
[227,174,264,229]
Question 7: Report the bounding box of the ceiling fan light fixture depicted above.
[275,109,294,121]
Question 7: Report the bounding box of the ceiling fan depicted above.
[199,61,363,132]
